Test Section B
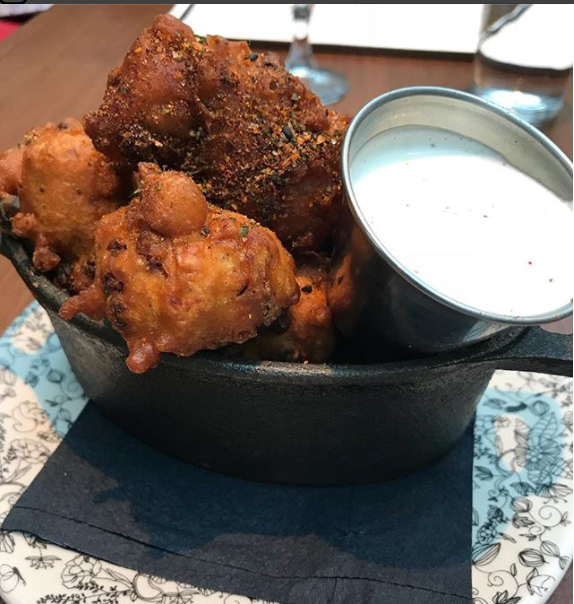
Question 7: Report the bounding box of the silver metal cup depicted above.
[331,86,573,356]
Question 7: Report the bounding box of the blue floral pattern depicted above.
[0,303,571,604]
[472,376,572,604]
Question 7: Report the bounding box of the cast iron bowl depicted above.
[1,233,572,485]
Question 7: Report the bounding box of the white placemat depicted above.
[171,4,485,54]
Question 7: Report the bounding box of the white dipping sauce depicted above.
[351,126,573,317]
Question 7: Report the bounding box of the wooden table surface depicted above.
[0,6,572,603]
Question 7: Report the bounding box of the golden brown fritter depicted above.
[0,146,23,200]
[328,220,376,337]
[9,118,128,276]
[59,164,299,373]
[229,256,337,363]
[84,14,349,251]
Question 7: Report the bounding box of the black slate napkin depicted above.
[3,404,473,603]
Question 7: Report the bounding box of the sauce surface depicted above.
[351,126,573,317]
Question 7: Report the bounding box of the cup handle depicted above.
[484,327,572,377]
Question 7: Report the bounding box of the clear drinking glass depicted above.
[471,4,573,126]
[285,4,349,106]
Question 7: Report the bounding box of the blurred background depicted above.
[2,4,572,124]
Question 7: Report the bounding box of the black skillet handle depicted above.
[484,327,572,377]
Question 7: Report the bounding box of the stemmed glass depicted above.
[285,4,349,106]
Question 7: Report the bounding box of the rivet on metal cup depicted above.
[330,87,573,357]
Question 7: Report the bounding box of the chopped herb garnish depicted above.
[130,186,143,199]
[24,132,37,145]
[189,127,204,140]
[119,85,130,94]
[239,225,250,237]
[282,125,294,142]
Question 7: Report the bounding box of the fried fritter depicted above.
[9,118,128,276]
[0,146,23,200]
[328,219,376,337]
[229,256,336,363]
[59,164,299,373]
[84,14,349,251]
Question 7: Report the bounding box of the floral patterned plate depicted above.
[0,304,571,604]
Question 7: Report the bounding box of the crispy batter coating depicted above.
[0,146,23,200]
[59,164,299,373]
[9,119,128,276]
[229,255,336,363]
[84,14,349,251]
[328,220,375,337]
